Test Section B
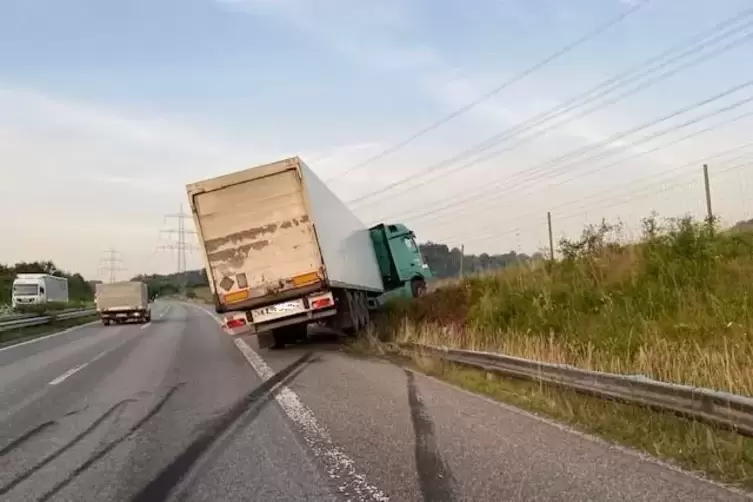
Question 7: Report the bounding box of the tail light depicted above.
[311,297,334,310]
[226,317,247,329]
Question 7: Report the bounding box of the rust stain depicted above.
[204,223,278,252]
[249,239,270,251]
[300,215,309,223]
[207,239,270,269]
[280,220,293,229]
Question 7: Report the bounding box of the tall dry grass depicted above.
[378,216,753,396]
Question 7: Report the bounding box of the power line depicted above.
[158,204,198,293]
[401,98,753,227]
[438,156,753,248]
[349,9,753,208]
[375,78,753,224]
[425,137,753,238]
[325,0,651,181]
[99,249,125,284]
[430,150,753,245]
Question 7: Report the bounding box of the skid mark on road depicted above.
[131,353,313,502]
[406,370,456,502]
[37,383,184,502]
[191,303,391,501]
[0,420,57,458]
[0,399,134,496]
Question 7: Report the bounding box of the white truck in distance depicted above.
[187,156,432,349]
[96,281,151,325]
[12,274,69,309]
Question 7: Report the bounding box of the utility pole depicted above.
[159,204,197,295]
[99,249,124,283]
[547,211,554,261]
[459,244,465,279]
[703,164,714,226]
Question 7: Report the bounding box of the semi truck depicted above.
[187,156,431,348]
[96,281,151,325]
[11,274,69,309]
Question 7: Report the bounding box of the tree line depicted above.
[419,242,542,279]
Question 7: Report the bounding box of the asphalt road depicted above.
[0,301,748,502]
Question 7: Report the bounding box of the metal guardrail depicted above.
[0,307,92,323]
[402,343,753,436]
[0,309,97,333]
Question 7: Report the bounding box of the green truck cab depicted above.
[369,223,432,308]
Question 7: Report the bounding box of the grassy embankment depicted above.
[360,215,753,489]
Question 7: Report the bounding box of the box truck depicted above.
[11,274,69,309]
[187,156,431,348]
[96,281,151,325]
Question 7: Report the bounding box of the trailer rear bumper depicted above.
[100,309,151,324]
[221,291,336,336]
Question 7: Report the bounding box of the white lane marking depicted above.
[140,322,152,330]
[49,363,88,385]
[159,306,171,319]
[46,331,141,386]
[191,303,389,502]
[0,320,100,353]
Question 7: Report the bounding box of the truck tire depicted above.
[411,278,427,298]
[356,291,370,331]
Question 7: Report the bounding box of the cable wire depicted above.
[325,0,651,181]
[350,9,753,208]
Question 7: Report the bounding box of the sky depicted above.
[1,0,753,280]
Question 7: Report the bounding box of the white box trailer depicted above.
[96,281,151,325]
[187,156,384,346]
[12,274,69,308]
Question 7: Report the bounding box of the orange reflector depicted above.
[292,271,320,287]
[226,318,247,329]
[311,297,333,309]
[223,289,250,304]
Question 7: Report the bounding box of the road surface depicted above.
[0,301,747,501]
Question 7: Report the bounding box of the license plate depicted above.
[252,300,306,323]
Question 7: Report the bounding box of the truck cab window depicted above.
[40,287,45,294]
[403,237,417,251]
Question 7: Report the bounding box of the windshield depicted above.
[12,284,39,296]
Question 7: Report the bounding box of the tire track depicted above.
[406,370,456,502]
[130,351,313,502]
[37,383,184,502]
[0,420,57,458]
[0,399,134,497]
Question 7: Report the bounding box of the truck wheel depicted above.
[357,292,370,330]
[411,279,427,298]
[102,319,110,326]
[340,291,357,335]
